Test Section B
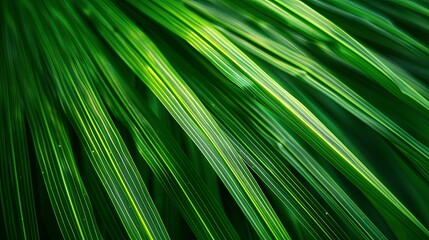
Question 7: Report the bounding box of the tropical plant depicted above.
[2,0,429,239]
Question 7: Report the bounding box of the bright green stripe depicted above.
[272,0,429,113]
[83,0,289,238]
[20,1,169,239]
[12,8,103,238]
[180,51,384,238]
[208,18,429,182]
[126,0,428,238]
[93,49,239,239]
[186,74,348,239]
[307,0,429,57]
[187,0,429,188]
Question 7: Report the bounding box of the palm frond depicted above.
[2,0,429,239]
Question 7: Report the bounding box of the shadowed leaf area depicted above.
[2,0,429,239]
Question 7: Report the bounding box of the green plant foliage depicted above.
[1,0,429,239]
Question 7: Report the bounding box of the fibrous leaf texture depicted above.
[1,0,429,239]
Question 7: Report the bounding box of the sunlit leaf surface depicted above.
[2,0,429,239]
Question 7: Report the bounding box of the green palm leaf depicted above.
[2,0,429,239]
